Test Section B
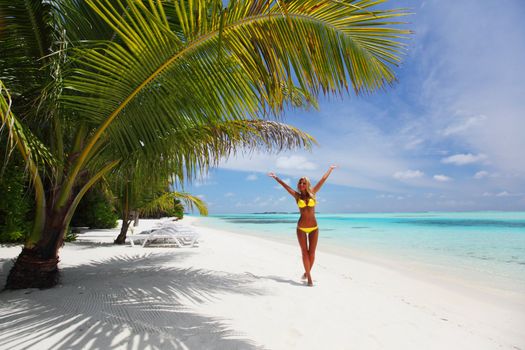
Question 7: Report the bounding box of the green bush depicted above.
[0,160,33,244]
[0,230,26,243]
[71,188,118,229]
[64,227,77,242]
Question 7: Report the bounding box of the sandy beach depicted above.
[0,217,524,350]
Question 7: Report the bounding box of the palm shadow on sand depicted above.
[0,252,265,349]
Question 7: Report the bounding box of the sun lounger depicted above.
[158,224,200,247]
[127,229,152,247]
[128,224,199,248]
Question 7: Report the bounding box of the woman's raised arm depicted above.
[312,165,337,193]
[268,172,297,198]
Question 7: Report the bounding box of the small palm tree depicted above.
[1,0,409,289]
[110,118,314,244]
[115,185,208,245]
[110,166,209,244]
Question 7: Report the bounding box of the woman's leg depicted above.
[308,229,319,271]
[297,229,313,286]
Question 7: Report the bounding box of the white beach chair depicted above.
[129,224,199,248]
[141,229,183,248]
[160,224,200,248]
[127,228,153,247]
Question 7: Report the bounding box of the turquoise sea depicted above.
[195,212,525,293]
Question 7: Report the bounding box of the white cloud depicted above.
[276,155,317,171]
[433,174,451,182]
[442,114,486,136]
[481,191,522,198]
[208,0,525,206]
[404,138,424,150]
[474,170,489,179]
[224,192,235,197]
[393,170,424,180]
[441,153,487,166]
[246,174,258,181]
[416,0,525,176]
[218,112,428,193]
[495,191,523,197]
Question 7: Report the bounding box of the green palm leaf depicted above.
[0,80,57,173]
[105,118,315,229]
[62,0,409,182]
[1,0,411,288]
[139,191,208,217]
[0,0,53,93]
[105,119,316,183]
[0,80,49,244]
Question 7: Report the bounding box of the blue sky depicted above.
[185,0,525,214]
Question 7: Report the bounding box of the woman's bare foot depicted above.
[301,273,307,280]
[307,279,313,287]
[306,273,313,286]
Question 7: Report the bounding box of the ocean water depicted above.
[195,212,525,292]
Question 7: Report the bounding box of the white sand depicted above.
[0,217,524,350]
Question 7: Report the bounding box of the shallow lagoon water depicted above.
[195,212,525,293]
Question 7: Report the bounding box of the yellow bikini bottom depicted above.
[297,226,318,234]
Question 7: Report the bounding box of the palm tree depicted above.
[110,166,208,245]
[0,0,409,289]
[111,118,315,244]
[115,187,208,244]
[139,192,206,219]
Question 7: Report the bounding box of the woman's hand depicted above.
[268,172,277,179]
[329,165,337,170]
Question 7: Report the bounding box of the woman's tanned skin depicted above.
[268,165,336,286]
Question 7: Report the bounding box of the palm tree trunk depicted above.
[114,219,131,245]
[5,208,67,289]
[5,248,60,289]
[115,184,131,245]
[5,163,117,289]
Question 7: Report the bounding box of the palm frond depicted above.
[0,0,52,63]
[139,191,208,217]
[48,0,121,42]
[0,79,50,243]
[0,80,57,171]
[100,119,316,188]
[105,117,313,219]
[0,0,56,130]
[62,0,409,177]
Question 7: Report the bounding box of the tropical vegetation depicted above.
[71,186,119,229]
[0,0,409,289]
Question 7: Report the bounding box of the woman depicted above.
[268,165,336,286]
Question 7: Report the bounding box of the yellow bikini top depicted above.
[297,198,315,208]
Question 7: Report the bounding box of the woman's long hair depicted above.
[297,177,315,199]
